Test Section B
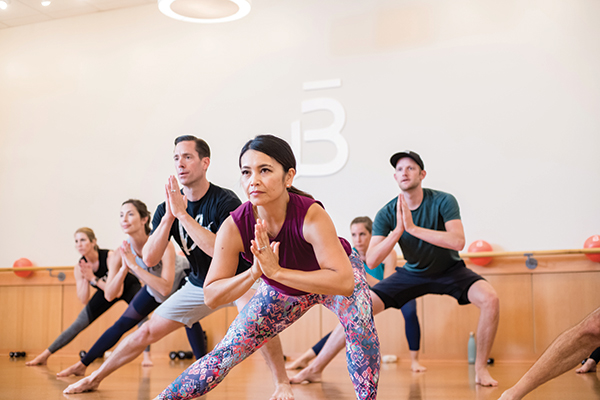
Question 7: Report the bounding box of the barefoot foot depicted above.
[497,388,519,400]
[25,350,51,366]
[63,375,100,394]
[289,367,322,384]
[270,382,294,400]
[285,357,310,370]
[576,358,597,374]
[142,352,154,367]
[411,360,427,373]
[57,361,87,377]
[476,367,498,387]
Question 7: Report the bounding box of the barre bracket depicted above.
[48,269,66,281]
[524,253,538,270]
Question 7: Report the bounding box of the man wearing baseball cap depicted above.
[291,150,500,387]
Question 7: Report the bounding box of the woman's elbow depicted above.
[340,273,355,297]
[158,285,171,298]
[203,286,220,309]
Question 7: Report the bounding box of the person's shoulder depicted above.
[379,196,397,212]
[207,183,242,203]
[425,188,455,201]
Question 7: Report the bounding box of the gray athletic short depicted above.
[153,277,261,328]
[153,278,234,328]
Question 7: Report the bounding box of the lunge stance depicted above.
[27,228,141,366]
[57,199,205,377]
[287,216,424,373]
[291,151,499,387]
[155,134,380,400]
[65,136,292,400]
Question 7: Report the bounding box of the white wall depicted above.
[1,0,599,268]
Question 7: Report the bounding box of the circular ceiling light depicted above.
[158,0,251,24]
[0,0,10,11]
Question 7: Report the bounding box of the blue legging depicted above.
[157,253,380,400]
[81,285,206,366]
[312,298,420,354]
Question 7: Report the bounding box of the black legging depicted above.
[48,277,141,354]
[81,282,206,365]
[588,347,600,363]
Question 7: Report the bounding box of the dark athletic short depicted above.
[371,260,485,310]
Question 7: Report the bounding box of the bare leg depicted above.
[285,349,316,370]
[25,349,51,366]
[498,307,600,400]
[56,361,87,377]
[63,315,182,394]
[409,350,426,372]
[576,358,597,374]
[290,290,385,384]
[142,349,154,367]
[467,280,500,387]
[237,287,294,400]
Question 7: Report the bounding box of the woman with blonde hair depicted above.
[27,227,141,366]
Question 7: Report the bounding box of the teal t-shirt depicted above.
[353,247,385,281]
[372,188,462,276]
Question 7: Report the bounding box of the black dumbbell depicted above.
[170,350,193,360]
[9,351,26,358]
[178,351,193,360]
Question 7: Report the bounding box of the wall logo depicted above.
[291,79,348,177]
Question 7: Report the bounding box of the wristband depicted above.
[90,278,98,287]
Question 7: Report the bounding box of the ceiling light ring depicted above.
[157,0,251,24]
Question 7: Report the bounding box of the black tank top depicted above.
[86,248,140,291]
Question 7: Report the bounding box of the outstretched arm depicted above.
[203,217,257,309]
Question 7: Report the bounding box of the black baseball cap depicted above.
[389,151,424,170]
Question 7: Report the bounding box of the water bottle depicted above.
[468,332,476,364]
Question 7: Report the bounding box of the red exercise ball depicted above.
[13,258,33,278]
[584,235,600,263]
[468,240,493,266]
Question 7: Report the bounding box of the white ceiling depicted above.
[0,0,156,29]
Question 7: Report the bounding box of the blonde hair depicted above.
[75,227,99,251]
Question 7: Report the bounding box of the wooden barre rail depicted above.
[1,248,599,272]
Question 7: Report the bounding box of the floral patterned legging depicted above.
[157,252,380,400]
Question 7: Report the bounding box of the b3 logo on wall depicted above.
[291,79,348,177]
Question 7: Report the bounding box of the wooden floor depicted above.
[2,353,600,400]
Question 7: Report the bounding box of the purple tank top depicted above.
[230,192,351,296]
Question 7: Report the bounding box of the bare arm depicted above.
[203,217,258,309]
[366,195,404,269]
[104,250,127,302]
[253,204,355,297]
[74,261,90,305]
[143,186,176,268]
[124,241,176,298]
[167,176,217,257]
[382,248,398,279]
[400,194,465,250]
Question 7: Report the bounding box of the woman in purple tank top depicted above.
[155,135,380,400]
